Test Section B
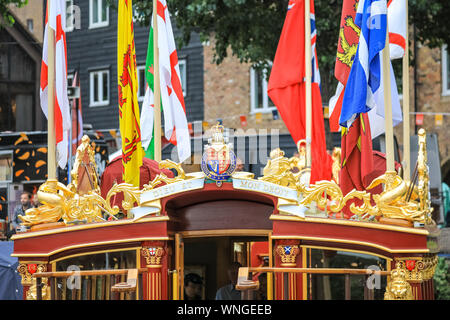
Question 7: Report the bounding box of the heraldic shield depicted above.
[201,123,237,184]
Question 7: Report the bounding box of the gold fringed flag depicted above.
[118,0,142,187]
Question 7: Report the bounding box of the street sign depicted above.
[67,86,80,99]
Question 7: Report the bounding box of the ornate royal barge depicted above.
[11,125,439,300]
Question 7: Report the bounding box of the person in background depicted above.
[235,158,244,172]
[7,191,32,239]
[184,273,203,300]
[255,273,267,300]
[31,193,40,208]
[215,261,242,300]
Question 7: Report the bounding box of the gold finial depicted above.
[210,122,225,145]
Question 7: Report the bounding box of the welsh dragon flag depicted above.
[140,0,191,162]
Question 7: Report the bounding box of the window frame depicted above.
[66,0,74,32]
[442,45,450,96]
[89,0,109,29]
[137,65,146,102]
[250,65,275,114]
[178,59,187,97]
[89,69,110,107]
[0,150,13,183]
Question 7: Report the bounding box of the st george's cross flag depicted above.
[118,0,143,187]
[268,0,332,183]
[328,0,404,138]
[140,0,191,163]
[40,0,71,169]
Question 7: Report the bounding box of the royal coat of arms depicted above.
[201,123,237,185]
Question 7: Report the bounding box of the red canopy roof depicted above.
[100,156,174,213]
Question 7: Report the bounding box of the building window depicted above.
[179,59,187,97]
[90,70,109,107]
[66,0,74,32]
[250,66,275,113]
[137,65,146,102]
[67,73,74,86]
[26,19,33,32]
[442,45,450,96]
[137,59,187,101]
[89,0,109,29]
[0,151,12,182]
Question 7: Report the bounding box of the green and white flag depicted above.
[140,0,191,162]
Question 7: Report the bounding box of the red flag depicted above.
[328,0,360,132]
[340,114,374,218]
[268,0,331,183]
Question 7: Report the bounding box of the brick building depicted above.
[9,0,45,43]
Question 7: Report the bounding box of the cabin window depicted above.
[304,248,388,300]
[89,0,109,29]
[442,45,450,96]
[250,66,275,113]
[89,70,109,107]
[0,151,12,182]
[54,249,137,300]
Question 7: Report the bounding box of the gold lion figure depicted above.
[384,265,414,300]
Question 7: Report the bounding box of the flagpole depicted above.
[304,0,312,170]
[382,20,395,172]
[153,0,162,162]
[402,0,410,181]
[47,0,57,182]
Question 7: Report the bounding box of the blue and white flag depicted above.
[339,0,391,128]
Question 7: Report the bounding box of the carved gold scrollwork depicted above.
[17,264,50,300]
[19,136,144,227]
[394,255,438,282]
[276,245,299,267]
[142,247,165,267]
[298,180,378,220]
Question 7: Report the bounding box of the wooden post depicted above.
[382,20,395,172]
[47,0,57,181]
[304,0,312,170]
[36,277,42,300]
[267,232,273,300]
[345,274,351,300]
[402,0,411,181]
[153,0,162,162]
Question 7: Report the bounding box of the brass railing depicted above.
[32,268,148,300]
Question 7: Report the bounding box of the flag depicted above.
[40,0,70,169]
[329,0,403,138]
[140,0,191,163]
[415,113,423,125]
[118,0,143,187]
[71,70,83,156]
[268,0,331,183]
[339,0,388,127]
[388,0,407,59]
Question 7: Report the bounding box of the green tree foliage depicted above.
[1,0,28,25]
[434,257,450,300]
[131,0,450,100]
